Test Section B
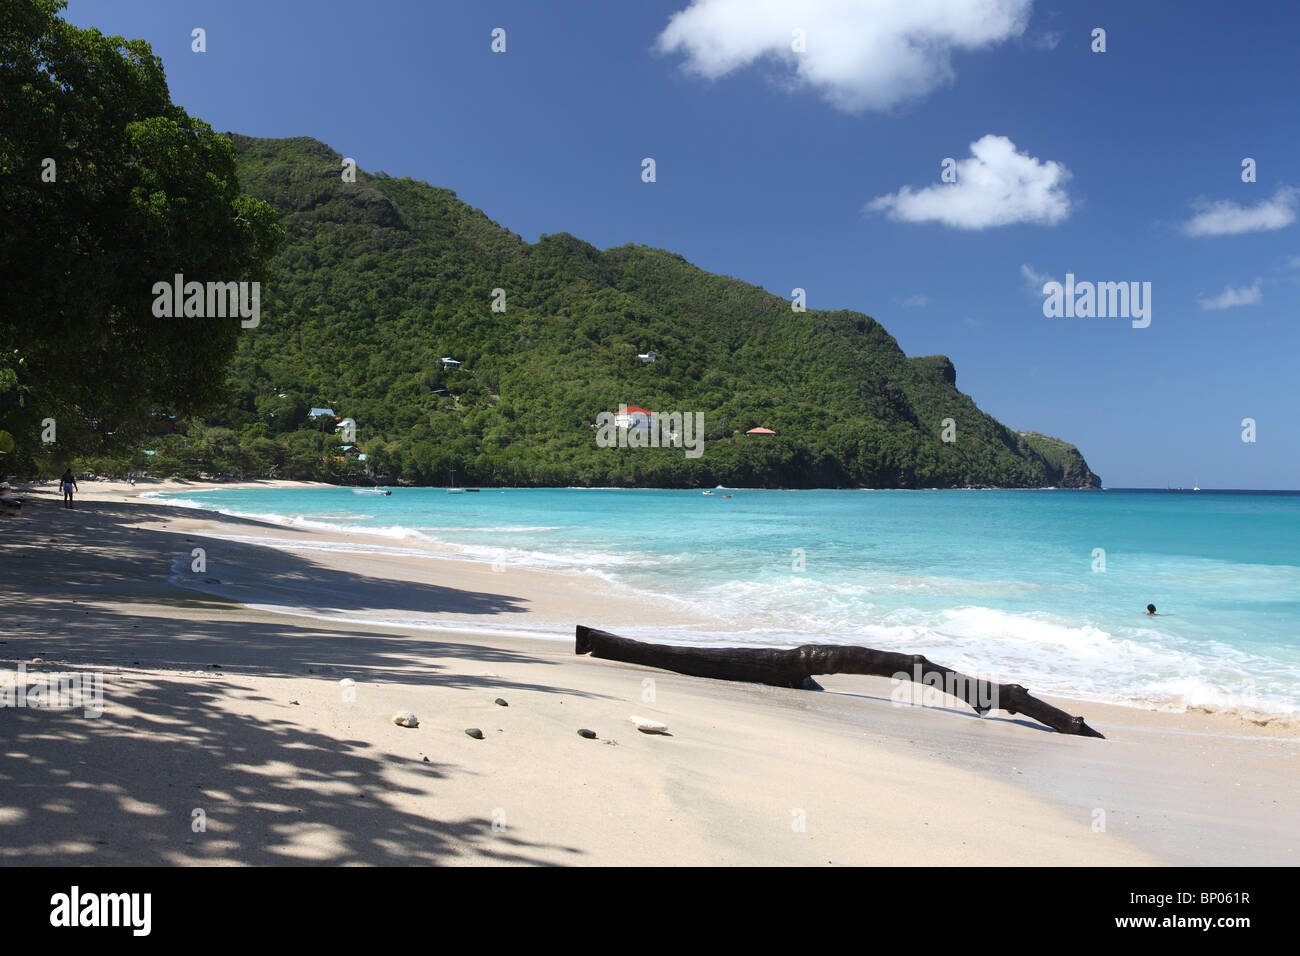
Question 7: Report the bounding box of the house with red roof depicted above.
[614,405,654,429]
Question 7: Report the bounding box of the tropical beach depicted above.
[2,480,1295,867]
[6,0,1300,904]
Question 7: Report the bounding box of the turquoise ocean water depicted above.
[150,487,1300,715]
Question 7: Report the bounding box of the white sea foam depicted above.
[570,582,1300,715]
[413,525,564,533]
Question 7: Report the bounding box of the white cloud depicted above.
[867,135,1072,229]
[1029,31,1060,50]
[1182,187,1299,237]
[1198,279,1262,310]
[900,293,928,308]
[655,0,1034,112]
[1020,263,1054,294]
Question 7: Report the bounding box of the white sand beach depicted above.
[1,480,1295,866]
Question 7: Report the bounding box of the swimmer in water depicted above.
[1146,603,1157,616]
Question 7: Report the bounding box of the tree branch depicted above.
[575,625,1104,738]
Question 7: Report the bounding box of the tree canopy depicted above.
[0,0,282,470]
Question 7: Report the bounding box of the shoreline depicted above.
[72,478,1300,723]
[2,481,1296,864]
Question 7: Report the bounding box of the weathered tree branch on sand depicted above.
[575,625,1104,738]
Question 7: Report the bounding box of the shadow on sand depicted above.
[0,495,592,864]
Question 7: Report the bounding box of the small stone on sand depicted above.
[465,727,484,739]
[392,712,419,728]
[577,728,597,739]
[629,716,669,734]
[289,699,300,705]
[494,697,508,707]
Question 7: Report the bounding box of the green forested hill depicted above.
[128,134,1100,488]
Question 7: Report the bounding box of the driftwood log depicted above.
[576,625,1103,738]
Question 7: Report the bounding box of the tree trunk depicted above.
[575,625,1104,738]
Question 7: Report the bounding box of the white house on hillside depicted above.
[613,405,654,429]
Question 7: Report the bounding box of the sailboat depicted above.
[446,469,464,494]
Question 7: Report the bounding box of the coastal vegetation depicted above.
[0,0,281,472]
[1,2,1099,488]
[122,135,1095,488]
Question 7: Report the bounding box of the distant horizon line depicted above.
[1105,487,1300,494]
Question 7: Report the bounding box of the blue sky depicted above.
[64,0,1300,488]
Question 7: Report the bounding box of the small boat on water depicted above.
[702,490,714,496]
[466,488,481,492]
[352,488,391,496]
[446,470,464,494]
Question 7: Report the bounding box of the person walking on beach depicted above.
[60,468,78,509]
